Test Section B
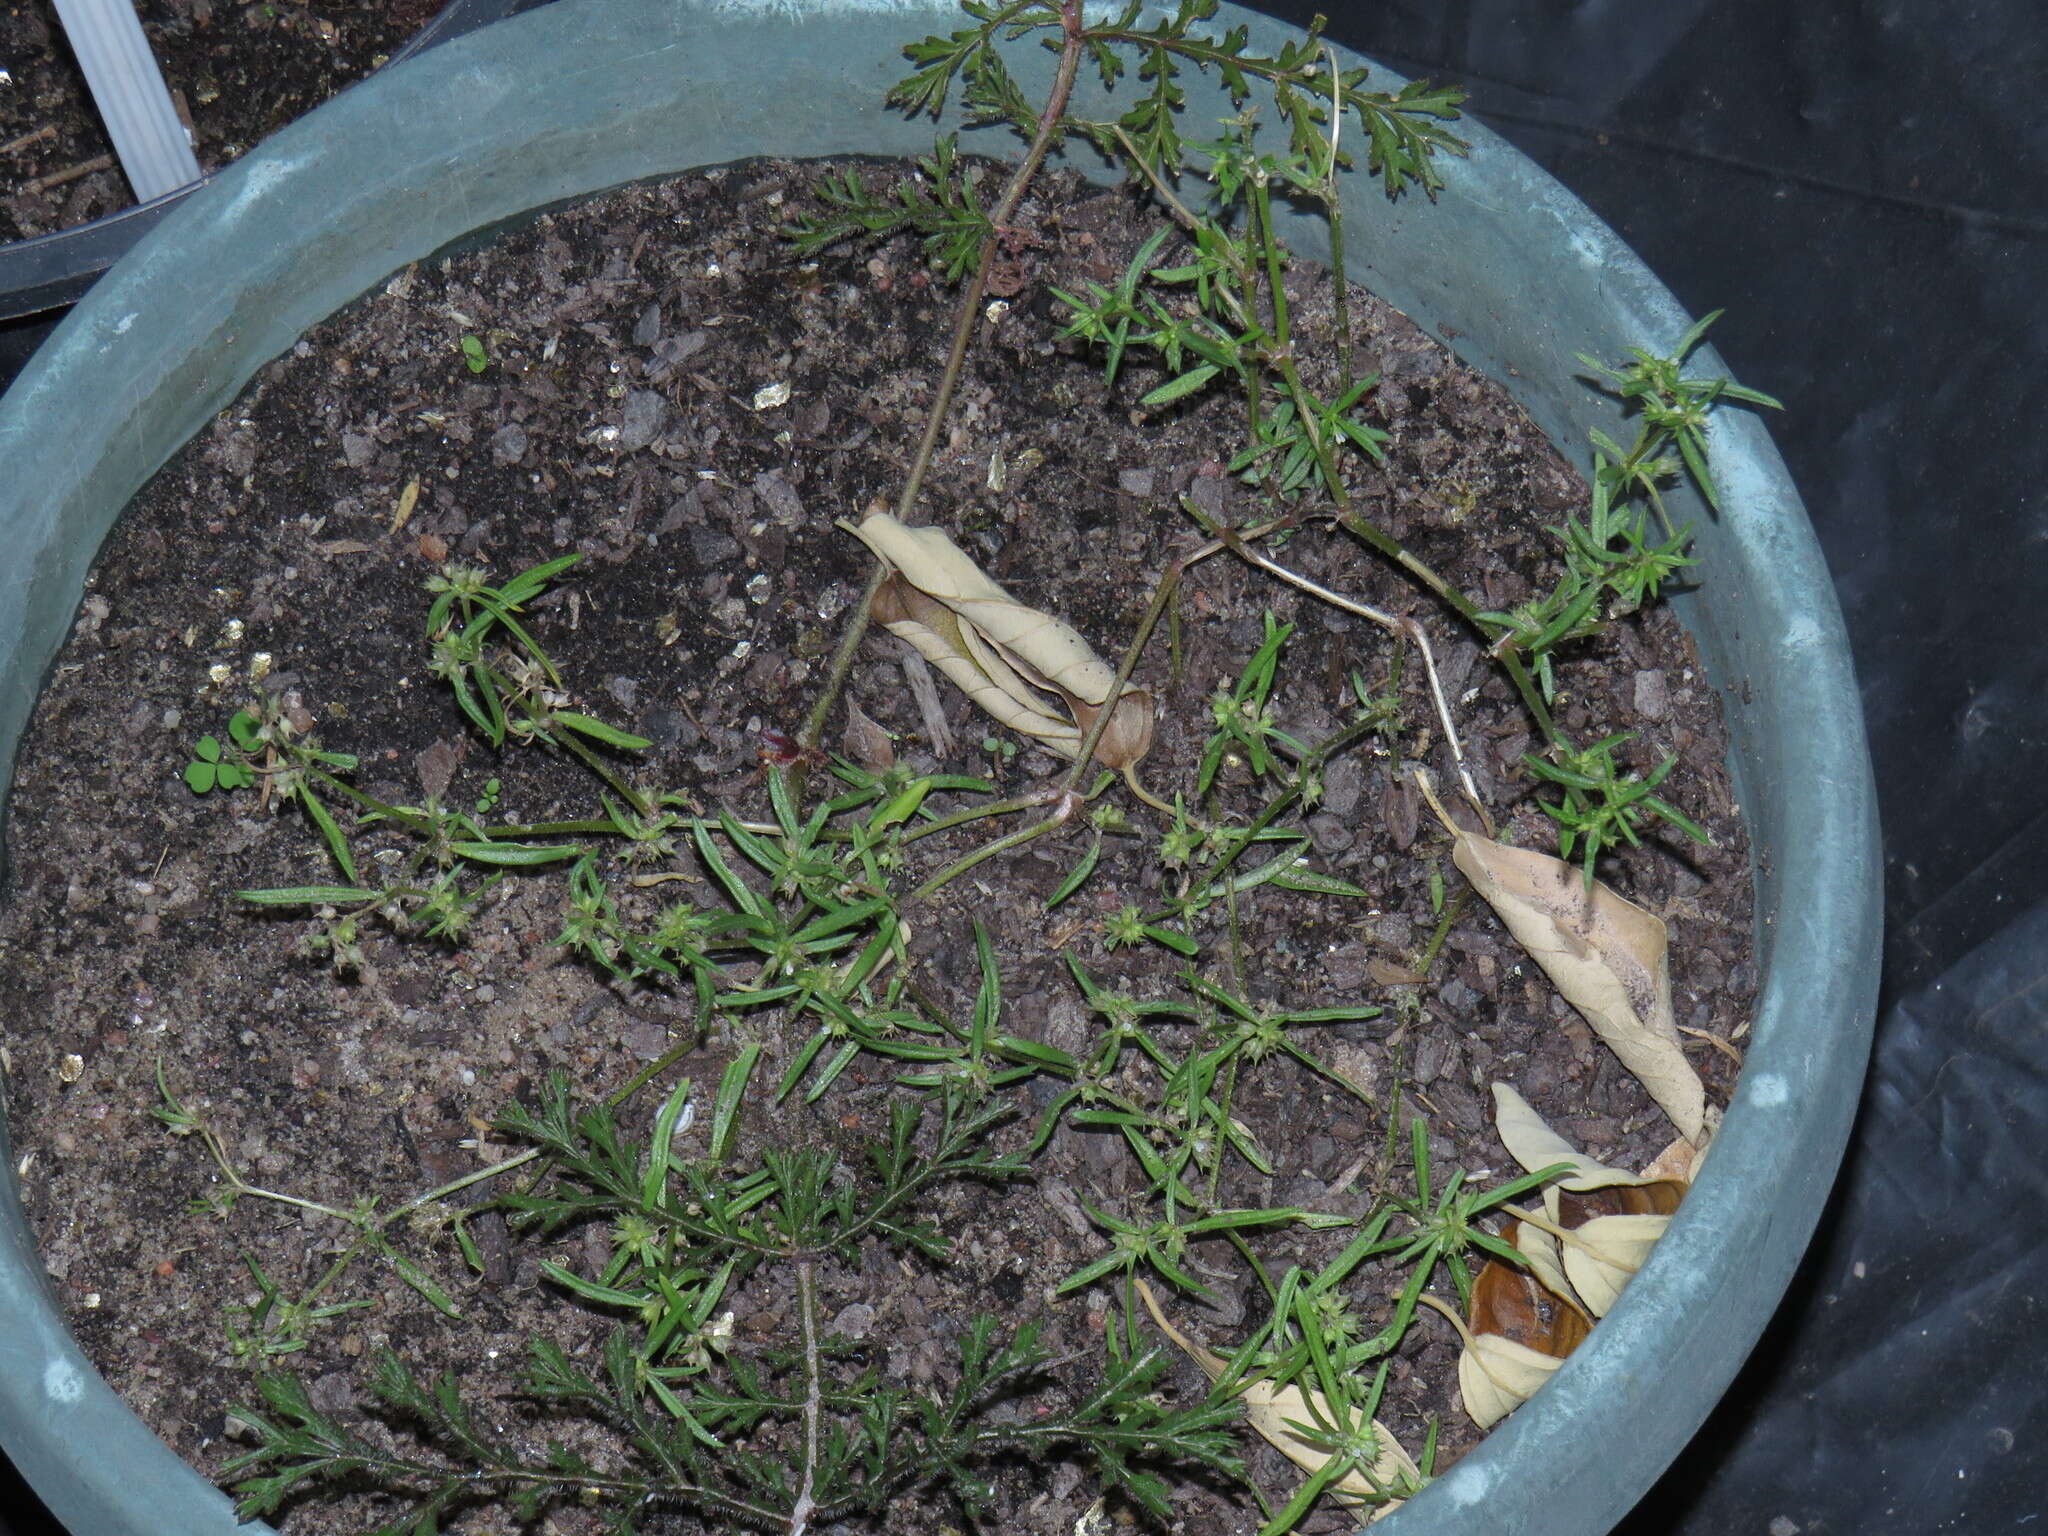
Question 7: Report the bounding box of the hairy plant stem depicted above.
[797,562,890,768]
[1055,549,1188,799]
[553,726,652,818]
[900,786,1071,845]
[909,487,1198,896]
[799,0,1088,764]
[1412,889,1474,981]
[177,1093,541,1323]
[307,765,433,837]
[1318,45,1356,395]
[910,800,1072,900]
[788,1257,826,1536]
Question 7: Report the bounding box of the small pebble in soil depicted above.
[1635,667,1670,720]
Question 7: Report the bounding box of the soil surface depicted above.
[2,0,441,243]
[0,157,1755,1534]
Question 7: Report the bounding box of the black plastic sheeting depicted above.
[2,1,2042,1531]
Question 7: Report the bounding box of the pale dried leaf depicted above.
[1421,774,1702,1140]
[1453,1228,1592,1428]
[1641,1130,1710,1186]
[1459,1333,1570,1432]
[874,574,1074,746]
[1491,1082,1644,1193]
[849,512,1153,768]
[413,738,461,803]
[1491,1085,1686,1317]
[1558,1213,1671,1317]
[1137,1280,1418,1513]
[895,645,955,758]
[1511,1213,1575,1305]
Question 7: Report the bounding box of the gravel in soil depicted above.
[2,0,437,243]
[0,157,1755,1533]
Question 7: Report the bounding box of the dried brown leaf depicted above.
[1554,1180,1685,1226]
[1491,1083,1687,1317]
[1447,1220,1594,1429]
[1470,1231,1594,1358]
[848,512,1153,769]
[1555,1213,1672,1316]
[1458,1331,1570,1432]
[840,698,896,773]
[1641,1130,1711,1186]
[1491,1081,1645,1194]
[414,738,461,802]
[1418,773,1704,1141]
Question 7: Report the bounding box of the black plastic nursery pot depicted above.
[0,0,554,323]
[0,2,1881,1532]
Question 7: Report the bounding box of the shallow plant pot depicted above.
[0,2,1880,1531]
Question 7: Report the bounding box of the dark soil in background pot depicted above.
[1,0,437,242]
[0,157,1755,1534]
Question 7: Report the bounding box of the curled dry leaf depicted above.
[1455,1222,1594,1430]
[1553,1212,1674,1317]
[1136,1280,1418,1520]
[846,511,1154,770]
[1641,1128,1712,1186]
[1491,1083,1690,1317]
[1415,771,1705,1142]
[1458,1330,1566,1433]
[840,698,896,773]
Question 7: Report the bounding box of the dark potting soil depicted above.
[1,0,436,243]
[0,159,1755,1534]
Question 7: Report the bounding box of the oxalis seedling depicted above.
[182,708,261,794]
[157,3,1778,1532]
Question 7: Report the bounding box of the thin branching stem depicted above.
[788,1257,826,1536]
[1319,45,1355,393]
[910,801,1072,901]
[1412,890,1474,980]
[801,1,1089,764]
[1186,507,1481,805]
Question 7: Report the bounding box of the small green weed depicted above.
[182,708,261,793]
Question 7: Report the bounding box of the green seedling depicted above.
[459,333,488,373]
[183,709,261,793]
[1198,611,1307,797]
[1524,729,1710,884]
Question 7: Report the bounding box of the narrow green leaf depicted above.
[237,885,381,906]
[387,1251,461,1320]
[449,841,585,867]
[1269,866,1373,899]
[1046,835,1102,911]
[642,1077,695,1208]
[298,788,358,885]
[1141,363,1221,406]
[711,1044,760,1164]
[556,711,653,752]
